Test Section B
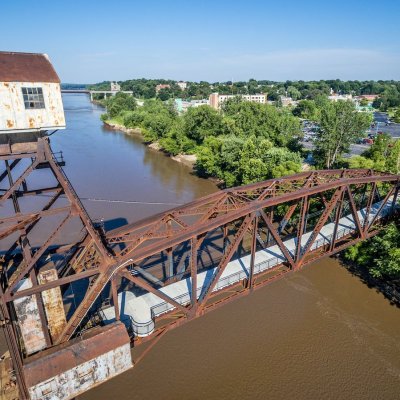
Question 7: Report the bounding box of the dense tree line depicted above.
[345,221,399,279]
[101,94,303,186]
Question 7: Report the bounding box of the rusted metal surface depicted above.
[0,351,19,400]
[0,126,398,399]
[23,322,132,400]
[0,52,60,83]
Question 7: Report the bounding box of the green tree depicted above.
[394,108,400,123]
[347,155,375,169]
[157,88,173,101]
[345,222,400,279]
[292,100,318,120]
[182,106,223,144]
[287,86,301,100]
[314,100,371,168]
[362,133,400,173]
[105,93,137,118]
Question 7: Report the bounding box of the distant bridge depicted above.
[61,89,133,100]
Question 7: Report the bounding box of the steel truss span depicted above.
[0,136,399,397]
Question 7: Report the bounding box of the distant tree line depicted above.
[88,79,400,110]
[61,83,88,90]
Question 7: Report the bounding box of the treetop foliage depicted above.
[102,95,303,187]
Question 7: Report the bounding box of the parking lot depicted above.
[301,112,400,158]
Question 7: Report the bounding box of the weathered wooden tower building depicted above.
[0,52,132,400]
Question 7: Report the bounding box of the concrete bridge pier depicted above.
[13,265,67,355]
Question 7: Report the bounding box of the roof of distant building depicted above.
[0,51,60,83]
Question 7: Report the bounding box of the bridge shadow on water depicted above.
[103,217,129,232]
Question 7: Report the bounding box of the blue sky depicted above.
[1,0,400,83]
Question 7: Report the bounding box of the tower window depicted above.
[22,87,45,109]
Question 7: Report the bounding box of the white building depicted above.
[177,81,187,91]
[280,96,297,107]
[328,94,353,102]
[209,92,267,109]
[110,81,121,91]
[0,51,66,135]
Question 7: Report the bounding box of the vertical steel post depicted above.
[167,248,173,279]
[363,182,377,232]
[248,215,258,289]
[223,225,228,254]
[5,160,20,213]
[391,182,399,214]
[111,277,120,321]
[190,237,198,313]
[295,196,308,265]
[330,189,345,251]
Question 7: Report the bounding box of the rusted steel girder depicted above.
[1,137,399,366]
[53,170,399,343]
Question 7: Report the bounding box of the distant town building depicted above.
[328,93,353,102]
[279,96,297,107]
[175,98,209,113]
[209,92,267,109]
[156,84,171,93]
[354,94,377,102]
[177,81,187,91]
[110,81,121,91]
[0,51,66,134]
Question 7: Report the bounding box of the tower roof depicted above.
[0,51,60,83]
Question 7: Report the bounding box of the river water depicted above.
[7,94,400,399]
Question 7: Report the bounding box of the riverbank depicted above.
[339,257,400,306]
[104,120,198,169]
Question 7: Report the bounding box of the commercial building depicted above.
[155,84,170,93]
[328,93,353,102]
[175,98,209,113]
[110,81,121,91]
[177,81,187,91]
[209,92,267,109]
[354,94,378,102]
[280,96,297,107]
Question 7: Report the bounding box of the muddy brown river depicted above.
[4,94,400,399]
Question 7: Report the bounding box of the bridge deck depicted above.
[101,198,396,336]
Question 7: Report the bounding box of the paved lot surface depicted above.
[373,112,400,139]
[302,112,400,159]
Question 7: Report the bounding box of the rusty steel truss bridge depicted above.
[0,135,399,398]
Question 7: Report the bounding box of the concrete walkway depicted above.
[101,197,396,336]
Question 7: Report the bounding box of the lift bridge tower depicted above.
[0,52,132,400]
